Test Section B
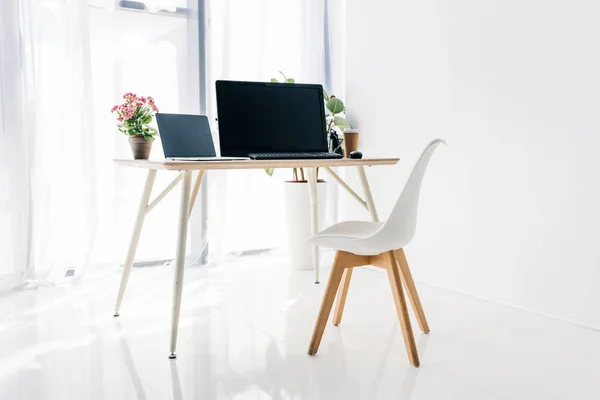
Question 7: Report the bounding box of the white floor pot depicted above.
[283,180,328,270]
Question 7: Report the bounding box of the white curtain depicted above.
[0,0,30,291]
[86,0,201,266]
[0,0,97,291]
[0,0,199,291]
[204,0,333,257]
[0,0,343,292]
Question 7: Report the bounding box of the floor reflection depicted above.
[1,255,599,399]
[116,321,147,400]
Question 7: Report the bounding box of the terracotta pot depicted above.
[128,135,152,159]
[343,129,359,157]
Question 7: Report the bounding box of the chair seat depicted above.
[309,220,390,256]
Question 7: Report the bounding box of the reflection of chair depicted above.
[306,139,446,367]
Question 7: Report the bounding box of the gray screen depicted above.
[156,113,216,158]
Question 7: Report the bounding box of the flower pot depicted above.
[283,180,328,270]
[343,129,359,157]
[128,135,152,159]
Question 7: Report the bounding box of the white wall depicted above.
[345,0,600,329]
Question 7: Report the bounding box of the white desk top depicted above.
[114,157,400,171]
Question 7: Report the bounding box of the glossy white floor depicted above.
[0,253,599,400]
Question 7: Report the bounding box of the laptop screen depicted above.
[216,80,327,157]
[156,113,216,158]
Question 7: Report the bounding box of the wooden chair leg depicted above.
[387,251,420,367]
[308,251,350,355]
[333,267,353,326]
[393,249,430,333]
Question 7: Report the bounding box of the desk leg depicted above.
[357,166,380,222]
[333,166,380,325]
[169,170,193,359]
[306,168,320,283]
[114,169,157,317]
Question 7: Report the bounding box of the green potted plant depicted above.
[111,93,159,159]
[324,93,359,157]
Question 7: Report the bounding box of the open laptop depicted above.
[215,80,343,160]
[156,113,248,161]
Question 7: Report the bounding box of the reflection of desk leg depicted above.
[114,169,157,317]
[306,168,320,283]
[333,166,380,323]
[169,170,193,359]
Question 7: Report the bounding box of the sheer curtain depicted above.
[0,0,199,291]
[87,0,201,266]
[0,0,343,292]
[205,0,335,257]
[0,0,97,291]
[88,0,342,262]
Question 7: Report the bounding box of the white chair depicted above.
[307,138,446,367]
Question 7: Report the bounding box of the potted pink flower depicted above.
[111,93,159,159]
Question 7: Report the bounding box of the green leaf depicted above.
[326,97,344,114]
[334,116,351,129]
[286,78,295,83]
[143,116,152,124]
[148,127,158,135]
[143,134,155,142]
[265,168,274,176]
[271,78,279,82]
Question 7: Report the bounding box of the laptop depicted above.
[156,113,248,161]
[215,80,343,160]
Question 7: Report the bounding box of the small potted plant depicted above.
[324,92,353,156]
[111,93,159,159]
[324,94,360,157]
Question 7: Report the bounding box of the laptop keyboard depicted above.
[248,152,344,160]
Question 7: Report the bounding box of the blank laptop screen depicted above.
[216,80,327,157]
[156,113,216,158]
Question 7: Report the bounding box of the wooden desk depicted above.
[113,157,399,170]
[113,157,399,358]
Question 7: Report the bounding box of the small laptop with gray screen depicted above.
[156,113,247,161]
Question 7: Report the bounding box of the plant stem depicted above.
[327,118,334,133]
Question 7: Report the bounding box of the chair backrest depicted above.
[376,138,446,249]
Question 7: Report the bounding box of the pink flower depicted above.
[113,93,157,124]
[122,107,133,118]
[123,92,137,101]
